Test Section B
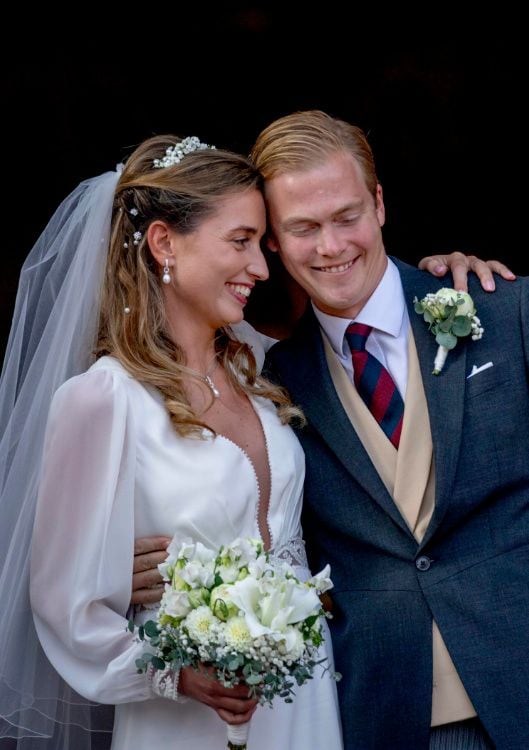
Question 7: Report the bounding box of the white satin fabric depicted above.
[30,355,343,749]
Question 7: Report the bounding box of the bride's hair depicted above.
[96,134,303,436]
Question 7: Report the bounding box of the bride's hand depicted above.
[419,252,516,292]
[179,664,258,725]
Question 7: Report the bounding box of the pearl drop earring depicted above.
[162,259,171,285]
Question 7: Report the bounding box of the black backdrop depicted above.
[2,5,526,355]
[0,8,525,747]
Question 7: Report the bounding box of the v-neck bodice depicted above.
[92,356,305,553]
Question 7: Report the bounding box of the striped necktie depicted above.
[345,322,404,448]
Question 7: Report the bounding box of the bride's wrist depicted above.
[147,663,188,703]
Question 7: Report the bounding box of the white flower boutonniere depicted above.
[414,288,484,374]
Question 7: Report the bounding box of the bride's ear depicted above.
[146,221,176,267]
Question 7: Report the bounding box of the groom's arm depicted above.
[130,251,517,607]
[130,535,170,606]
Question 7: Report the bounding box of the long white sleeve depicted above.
[30,367,152,705]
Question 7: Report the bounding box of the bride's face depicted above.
[165,188,268,333]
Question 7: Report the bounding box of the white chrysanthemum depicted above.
[185,605,215,644]
[224,616,253,651]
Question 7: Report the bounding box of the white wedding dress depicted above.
[30,351,343,749]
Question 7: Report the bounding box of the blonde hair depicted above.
[250,110,379,201]
[97,134,303,436]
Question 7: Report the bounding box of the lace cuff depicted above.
[269,536,308,568]
[147,664,189,703]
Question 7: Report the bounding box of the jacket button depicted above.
[416,555,432,571]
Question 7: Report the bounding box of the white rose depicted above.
[179,560,215,589]
[161,587,192,619]
[224,537,263,566]
[436,288,476,317]
[209,583,239,621]
[216,561,241,584]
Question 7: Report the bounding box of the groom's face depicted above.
[264,151,387,320]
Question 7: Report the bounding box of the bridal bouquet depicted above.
[131,536,337,750]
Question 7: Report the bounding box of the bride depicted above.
[0,134,343,749]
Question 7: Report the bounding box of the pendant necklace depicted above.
[188,356,220,398]
[204,373,220,399]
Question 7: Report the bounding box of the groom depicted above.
[248,110,529,749]
[132,112,526,749]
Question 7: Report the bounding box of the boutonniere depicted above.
[414,288,484,374]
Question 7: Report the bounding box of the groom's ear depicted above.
[375,183,385,227]
[265,232,280,254]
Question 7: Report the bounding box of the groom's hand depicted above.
[130,536,170,606]
[419,252,516,292]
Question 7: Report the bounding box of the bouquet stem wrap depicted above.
[227,719,251,749]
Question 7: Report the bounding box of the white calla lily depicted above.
[307,564,334,593]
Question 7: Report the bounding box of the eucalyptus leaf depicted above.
[452,316,472,336]
[438,318,453,332]
[144,620,159,637]
[436,331,457,349]
[245,674,263,685]
[152,656,166,670]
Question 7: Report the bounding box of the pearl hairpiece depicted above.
[153,136,216,169]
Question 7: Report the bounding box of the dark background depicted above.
[2,5,526,355]
[0,7,525,747]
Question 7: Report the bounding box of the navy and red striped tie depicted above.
[345,322,404,448]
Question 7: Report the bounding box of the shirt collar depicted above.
[312,258,406,355]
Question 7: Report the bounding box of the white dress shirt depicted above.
[313,258,410,399]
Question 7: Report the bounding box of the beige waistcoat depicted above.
[323,331,476,726]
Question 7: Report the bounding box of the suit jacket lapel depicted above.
[396,259,467,540]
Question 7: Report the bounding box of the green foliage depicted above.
[435,331,457,349]
[417,296,473,345]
